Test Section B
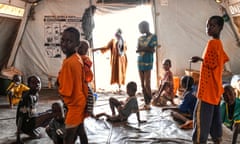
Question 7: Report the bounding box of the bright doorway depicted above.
[92,4,157,92]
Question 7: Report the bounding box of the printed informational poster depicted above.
[44,16,81,58]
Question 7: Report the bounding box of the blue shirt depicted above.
[179,89,197,119]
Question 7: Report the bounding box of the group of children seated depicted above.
[4,58,240,144]
[6,73,145,143]
[5,74,64,144]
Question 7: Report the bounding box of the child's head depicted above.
[139,21,149,34]
[126,81,137,96]
[12,74,22,85]
[61,27,80,57]
[52,102,64,121]
[78,40,90,55]
[206,15,224,38]
[181,75,194,90]
[86,5,97,14]
[162,59,171,71]
[27,75,41,93]
[223,84,236,105]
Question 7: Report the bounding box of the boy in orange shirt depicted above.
[191,15,229,143]
[58,27,88,144]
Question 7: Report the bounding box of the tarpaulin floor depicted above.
[0,88,235,144]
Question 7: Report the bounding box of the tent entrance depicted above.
[92,4,158,92]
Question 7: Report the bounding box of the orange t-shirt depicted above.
[81,55,93,83]
[197,39,229,105]
[58,53,88,126]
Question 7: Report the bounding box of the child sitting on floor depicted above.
[45,102,65,144]
[16,75,63,144]
[96,81,145,123]
[6,74,29,108]
[152,81,173,106]
[221,84,240,144]
[157,59,175,105]
[162,76,197,129]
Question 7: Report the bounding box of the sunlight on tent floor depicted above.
[93,5,158,92]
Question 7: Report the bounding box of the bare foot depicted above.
[179,120,193,129]
[140,104,151,110]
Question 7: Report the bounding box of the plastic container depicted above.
[93,93,98,101]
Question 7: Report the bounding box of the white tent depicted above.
[0,0,239,88]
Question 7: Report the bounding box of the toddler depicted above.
[6,74,29,108]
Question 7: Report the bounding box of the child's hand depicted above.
[56,128,64,136]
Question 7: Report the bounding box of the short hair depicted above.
[12,74,21,82]
[88,5,97,12]
[163,58,172,67]
[127,81,137,93]
[223,84,236,98]
[209,15,224,28]
[63,27,80,41]
[181,75,194,90]
[223,84,234,91]
[78,40,90,55]
[80,39,90,48]
[27,75,41,85]
[139,21,149,28]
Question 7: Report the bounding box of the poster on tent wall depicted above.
[228,1,240,35]
[44,16,81,58]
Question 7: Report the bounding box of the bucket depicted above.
[173,76,180,95]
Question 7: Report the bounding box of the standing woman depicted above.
[137,21,157,110]
[93,29,128,92]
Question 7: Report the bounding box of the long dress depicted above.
[100,38,128,85]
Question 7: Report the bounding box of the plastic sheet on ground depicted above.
[0,89,236,144]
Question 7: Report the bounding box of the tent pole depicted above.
[153,0,160,88]
[7,3,32,67]
[89,0,97,92]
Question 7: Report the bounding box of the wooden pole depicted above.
[89,0,97,92]
[7,3,32,67]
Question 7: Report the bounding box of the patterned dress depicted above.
[137,34,157,71]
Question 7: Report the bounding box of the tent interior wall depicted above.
[0,0,240,88]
